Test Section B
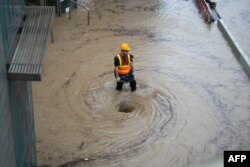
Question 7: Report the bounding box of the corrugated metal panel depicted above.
[7,6,55,81]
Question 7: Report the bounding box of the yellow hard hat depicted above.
[120,43,130,51]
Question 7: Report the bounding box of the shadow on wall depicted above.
[25,0,41,5]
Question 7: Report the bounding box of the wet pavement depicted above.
[33,0,250,166]
[218,0,250,57]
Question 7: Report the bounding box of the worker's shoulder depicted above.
[114,54,134,58]
[114,56,119,62]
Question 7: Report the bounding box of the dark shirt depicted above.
[114,54,134,67]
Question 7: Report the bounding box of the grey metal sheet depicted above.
[8,6,55,81]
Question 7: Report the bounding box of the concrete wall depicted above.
[0,1,37,166]
[0,31,16,167]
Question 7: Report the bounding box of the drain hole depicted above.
[118,101,135,113]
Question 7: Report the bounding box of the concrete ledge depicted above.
[217,19,250,76]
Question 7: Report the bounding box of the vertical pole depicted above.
[50,29,54,43]
[87,10,89,25]
[56,0,61,17]
[69,0,71,20]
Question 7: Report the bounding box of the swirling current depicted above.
[33,0,250,167]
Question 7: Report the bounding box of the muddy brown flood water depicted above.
[33,0,250,166]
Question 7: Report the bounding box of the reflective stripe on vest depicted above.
[117,54,131,75]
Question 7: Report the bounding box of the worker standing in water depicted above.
[114,43,136,92]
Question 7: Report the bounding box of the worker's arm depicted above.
[130,54,134,73]
[130,62,134,73]
[115,66,119,78]
[114,56,120,80]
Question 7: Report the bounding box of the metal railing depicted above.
[69,0,90,25]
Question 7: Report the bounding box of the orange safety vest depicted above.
[117,54,131,75]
